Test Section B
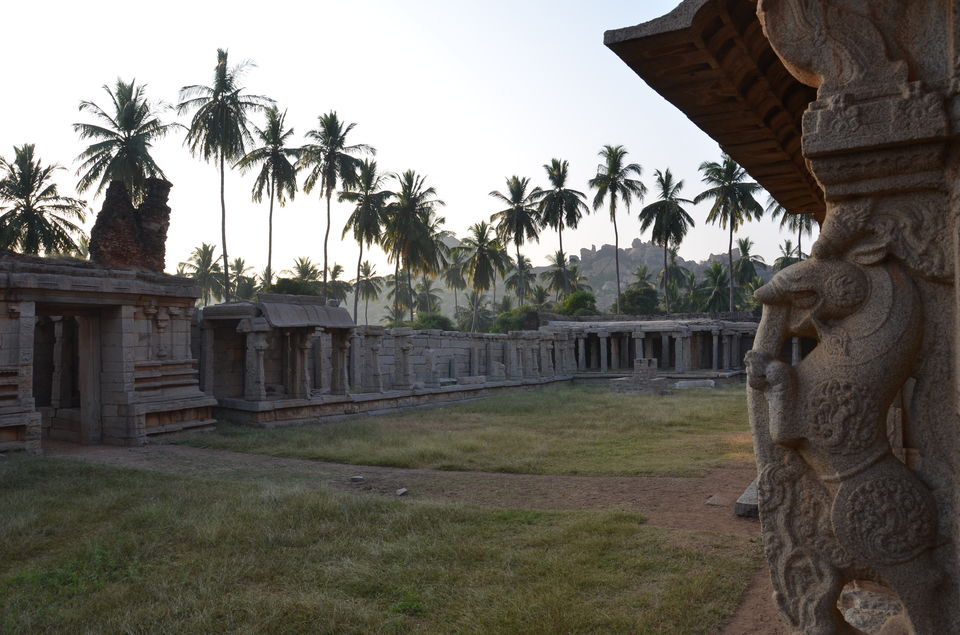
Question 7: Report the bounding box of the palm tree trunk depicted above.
[797,225,802,262]
[728,224,735,312]
[323,190,332,304]
[394,260,400,318]
[612,205,621,315]
[406,268,414,322]
[354,244,363,323]
[267,177,275,290]
[454,287,459,314]
[471,293,478,332]
[663,242,669,313]
[558,226,564,266]
[220,153,231,303]
[365,296,369,325]
[516,245,523,306]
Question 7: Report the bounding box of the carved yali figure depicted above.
[746,209,943,634]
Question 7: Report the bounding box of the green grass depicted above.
[181,384,753,476]
[1,456,759,634]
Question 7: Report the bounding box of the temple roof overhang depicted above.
[202,293,355,330]
[604,0,825,220]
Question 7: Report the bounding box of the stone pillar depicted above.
[504,337,519,379]
[540,338,554,377]
[77,315,102,445]
[392,328,414,390]
[524,336,538,378]
[674,333,685,373]
[470,341,480,376]
[484,338,496,376]
[598,331,609,373]
[201,321,216,396]
[363,328,385,393]
[330,332,349,395]
[610,334,620,371]
[349,331,362,391]
[791,337,801,366]
[297,331,313,397]
[644,335,654,360]
[722,334,732,370]
[683,332,693,371]
[660,333,670,369]
[424,348,440,388]
[711,330,720,371]
[237,317,269,401]
[733,333,742,369]
[50,316,63,409]
[632,332,644,371]
[577,336,586,371]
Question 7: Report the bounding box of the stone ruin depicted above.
[89,178,172,272]
[609,0,960,632]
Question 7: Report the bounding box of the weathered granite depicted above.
[89,179,172,272]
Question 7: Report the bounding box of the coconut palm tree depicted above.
[340,158,391,321]
[288,256,320,281]
[743,276,765,310]
[631,264,655,290]
[733,237,766,285]
[179,243,223,306]
[234,106,299,288]
[457,221,511,331]
[0,145,87,255]
[73,78,179,203]
[457,291,493,333]
[382,304,407,326]
[568,264,592,293]
[774,239,800,271]
[325,264,353,303]
[178,49,272,301]
[231,257,257,300]
[442,249,468,314]
[637,168,694,312]
[505,254,536,307]
[658,247,694,312]
[353,261,383,325]
[697,263,732,312]
[766,196,816,262]
[490,175,541,305]
[694,154,763,311]
[299,111,372,302]
[540,250,575,301]
[380,170,445,318]
[589,145,646,314]
[414,276,442,314]
[531,285,551,311]
[536,158,589,260]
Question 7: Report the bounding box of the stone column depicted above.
[424,348,440,388]
[330,332,349,395]
[470,341,480,376]
[722,334,732,370]
[201,321,216,396]
[674,333,685,373]
[349,331,362,391]
[392,328,414,390]
[711,330,720,371]
[598,331,609,373]
[363,328,385,393]
[484,337,496,376]
[237,317,269,401]
[791,337,801,366]
[632,332,645,370]
[660,333,670,369]
[644,335,654,360]
[577,335,586,371]
[540,338,554,377]
[733,333,742,369]
[683,332,693,371]
[610,334,620,371]
[50,316,63,409]
[524,336,538,378]
[298,331,313,398]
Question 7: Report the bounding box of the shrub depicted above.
[271,278,322,296]
[490,306,538,333]
[558,291,597,316]
[411,312,456,331]
[615,286,660,316]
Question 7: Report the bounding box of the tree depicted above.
[414,276,442,315]
[505,254,536,307]
[324,264,353,304]
[631,264,655,290]
[637,168,694,312]
[179,243,223,306]
[234,105,299,288]
[353,260,383,325]
[766,196,816,262]
[231,257,257,300]
[179,49,271,301]
[456,291,493,333]
[340,158,390,321]
[490,175,541,305]
[299,111,372,303]
[774,239,800,271]
[382,303,408,326]
[536,158,589,261]
[694,153,763,311]
[696,263,733,312]
[288,256,320,281]
[617,286,659,315]
[380,170,445,319]
[73,78,178,203]
[540,250,574,301]
[384,271,413,319]
[457,221,510,331]
[0,144,86,255]
[589,145,646,314]
[530,285,551,311]
[442,248,468,314]
[732,237,766,285]
[559,290,598,316]
[658,247,694,312]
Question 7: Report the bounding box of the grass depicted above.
[180,384,754,476]
[1,456,759,634]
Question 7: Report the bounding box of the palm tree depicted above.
[568,264,593,293]
[442,249,468,314]
[694,154,763,311]
[531,285,551,311]
[234,106,299,288]
[179,49,272,301]
[457,291,493,333]
[457,221,511,331]
[490,176,541,304]
[589,145,646,314]
[325,264,353,303]
[0,145,86,255]
[743,276,765,310]
[536,158,589,259]
[774,240,800,271]
[231,257,257,300]
[288,256,320,281]
[339,158,390,321]
[541,250,574,301]
[73,79,179,203]
[353,260,383,325]
[299,111,372,303]
[658,247,694,312]
[697,263,732,312]
[733,237,766,285]
[384,271,414,319]
[766,196,816,262]
[382,304,407,326]
[179,243,223,306]
[631,264,655,290]
[380,170,445,318]
[637,168,694,312]
[505,254,536,307]
[414,276,442,314]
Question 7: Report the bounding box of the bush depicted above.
[558,291,598,316]
[489,306,538,333]
[615,286,660,316]
[411,312,456,331]
[271,278,322,296]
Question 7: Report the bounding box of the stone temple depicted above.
[609,0,960,632]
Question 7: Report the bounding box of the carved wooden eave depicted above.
[604,0,825,221]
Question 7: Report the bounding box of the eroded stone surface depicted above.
[89,179,171,272]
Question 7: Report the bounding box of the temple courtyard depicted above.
[0,385,779,633]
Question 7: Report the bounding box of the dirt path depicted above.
[43,441,785,632]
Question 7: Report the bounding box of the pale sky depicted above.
[2,0,815,279]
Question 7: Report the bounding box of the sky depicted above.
[2,0,815,279]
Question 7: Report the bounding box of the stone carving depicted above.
[89,179,172,272]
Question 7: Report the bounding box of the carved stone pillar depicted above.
[577,336,586,371]
[660,333,670,369]
[632,332,644,372]
[470,341,480,376]
[791,336,801,366]
[392,328,414,390]
[330,332,349,395]
[50,316,63,409]
[598,331,609,373]
[610,334,620,371]
[349,331,362,391]
[711,330,720,371]
[237,317,269,401]
[744,3,960,632]
[674,333,684,373]
[201,321,216,396]
[540,338,554,377]
[362,328,385,393]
